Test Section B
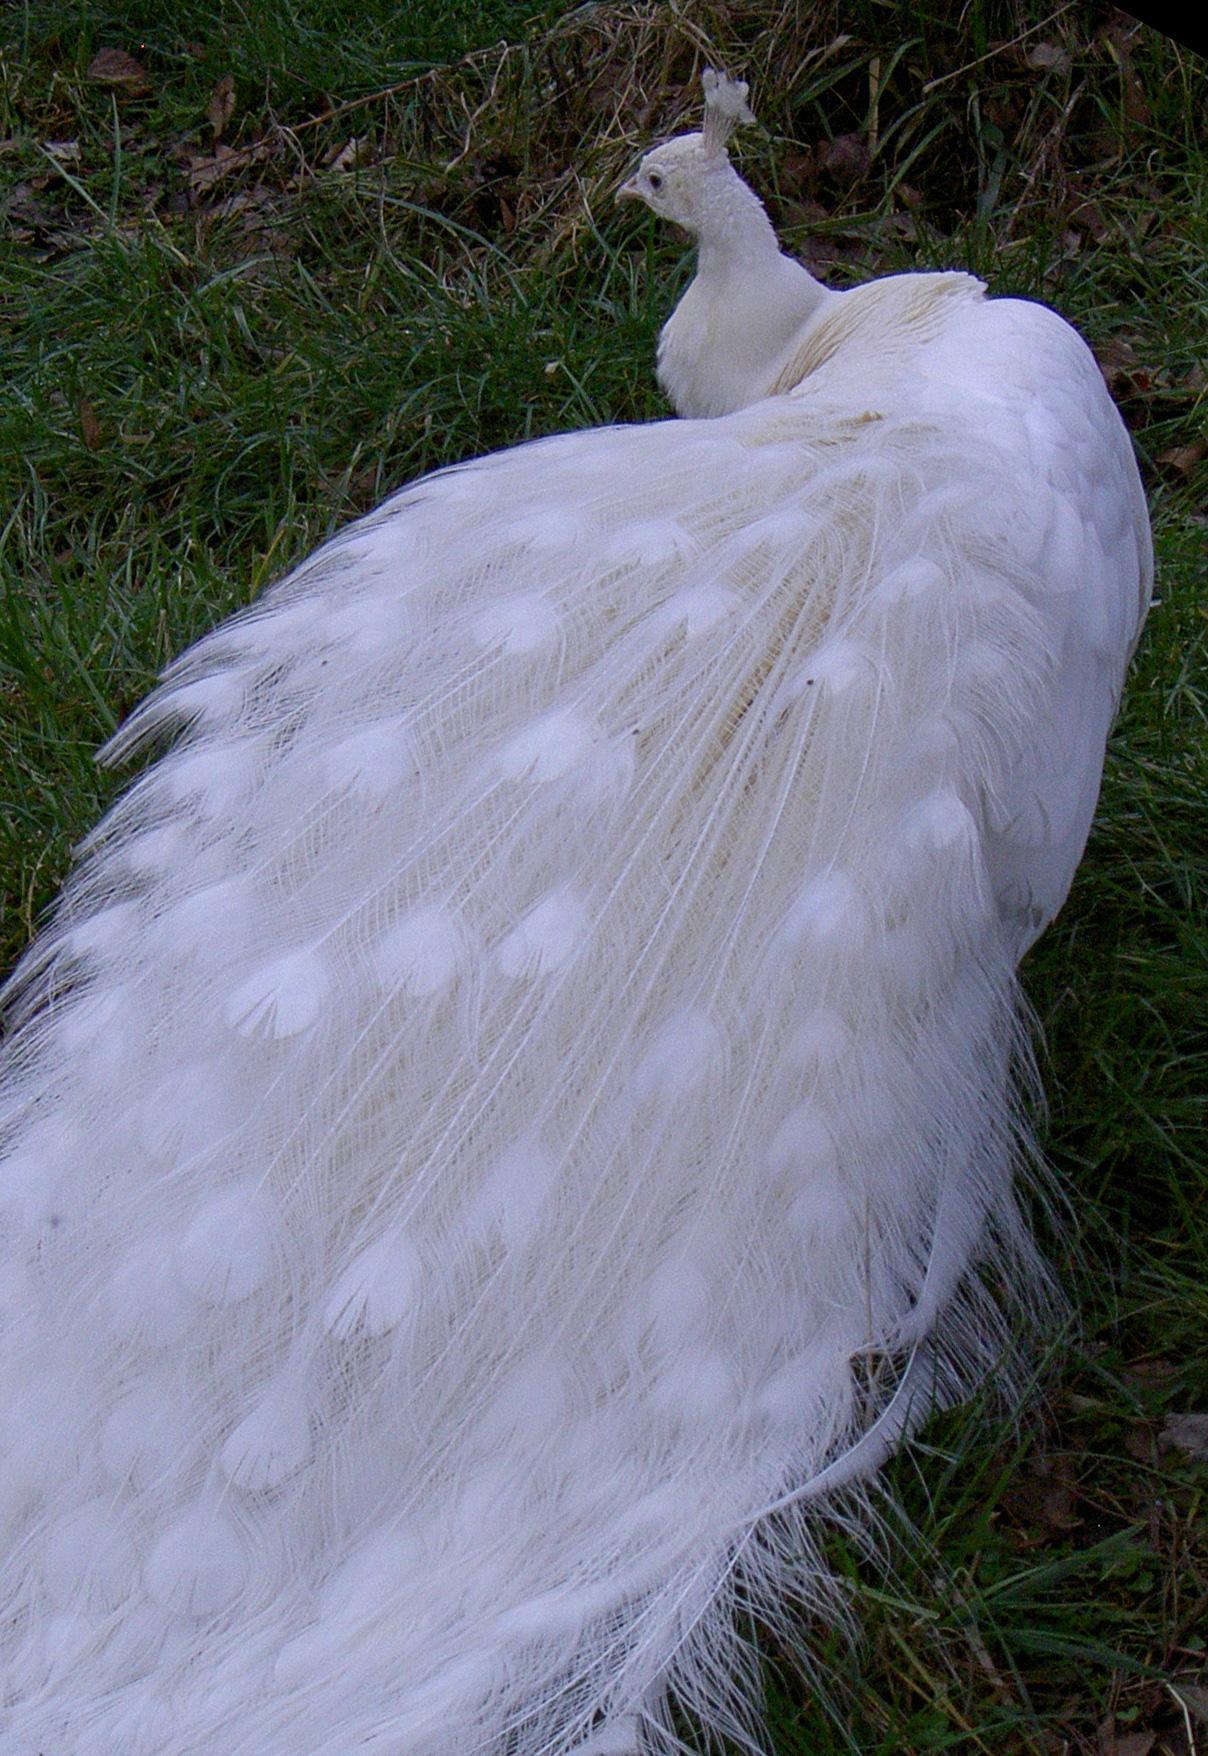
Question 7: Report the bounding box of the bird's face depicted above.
[616,138,707,232]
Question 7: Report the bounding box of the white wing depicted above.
[915,296,1152,948]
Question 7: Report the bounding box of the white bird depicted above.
[0,69,1150,1756]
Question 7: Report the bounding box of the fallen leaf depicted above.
[6,182,61,228]
[1094,335,1152,399]
[776,149,816,198]
[87,48,151,96]
[324,136,366,174]
[1004,1449,1083,1540]
[43,140,82,162]
[347,465,379,511]
[77,398,102,451]
[1124,1421,1155,1464]
[187,139,270,196]
[1098,21,1151,129]
[1026,42,1073,75]
[189,142,236,193]
[207,75,235,144]
[1171,1682,1208,1726]
[816,133,870,182]
[797,239,849,275]
[1069,197,1111,243]
[1159,1411,1208,1459]
[781,197,829,230]
[1123,1357,1179,1385]
[1156,443,1208,479]
[883,212,917,239]
[1098,1714,1156,1756]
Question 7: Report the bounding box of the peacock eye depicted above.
[648,172,663,191]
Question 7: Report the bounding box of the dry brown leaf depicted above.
[77,398,102,451]
[775,149,815,199]
[780,198,829,233]
[816,133,869,183]
[323,136,366,174]
[1098,1715,1156,1756]
[1123,1422,1155,1464]
[187,140,270,196]
[1001,1448,1085,1543]
[1026,42,1073,76]
[1157,443,1207,478]
[207,75,236,145]
[1069,198,1111,244]
[1122,1357,1179,1384]
[1159,1410,1208,1457]
[1042,1488,1081,1532]
[188,143,237,194]
[347,466,380,511]
[1094,335,1153,398]
[1172,1683,1208,1727]
[87,48,151,96]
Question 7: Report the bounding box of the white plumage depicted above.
[0,72,1150,1755]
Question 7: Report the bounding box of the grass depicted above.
[2,1,1206,1750]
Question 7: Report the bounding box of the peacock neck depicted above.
[693,167,783,275]
[656,164,832,417]
[697,233,777,280]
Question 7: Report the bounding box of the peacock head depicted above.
[616,69,756,236]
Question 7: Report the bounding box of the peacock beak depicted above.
[615,177,643,205]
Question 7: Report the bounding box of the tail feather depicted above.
[2,402,1069,1750]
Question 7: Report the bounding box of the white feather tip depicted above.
[701,68,755,155]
